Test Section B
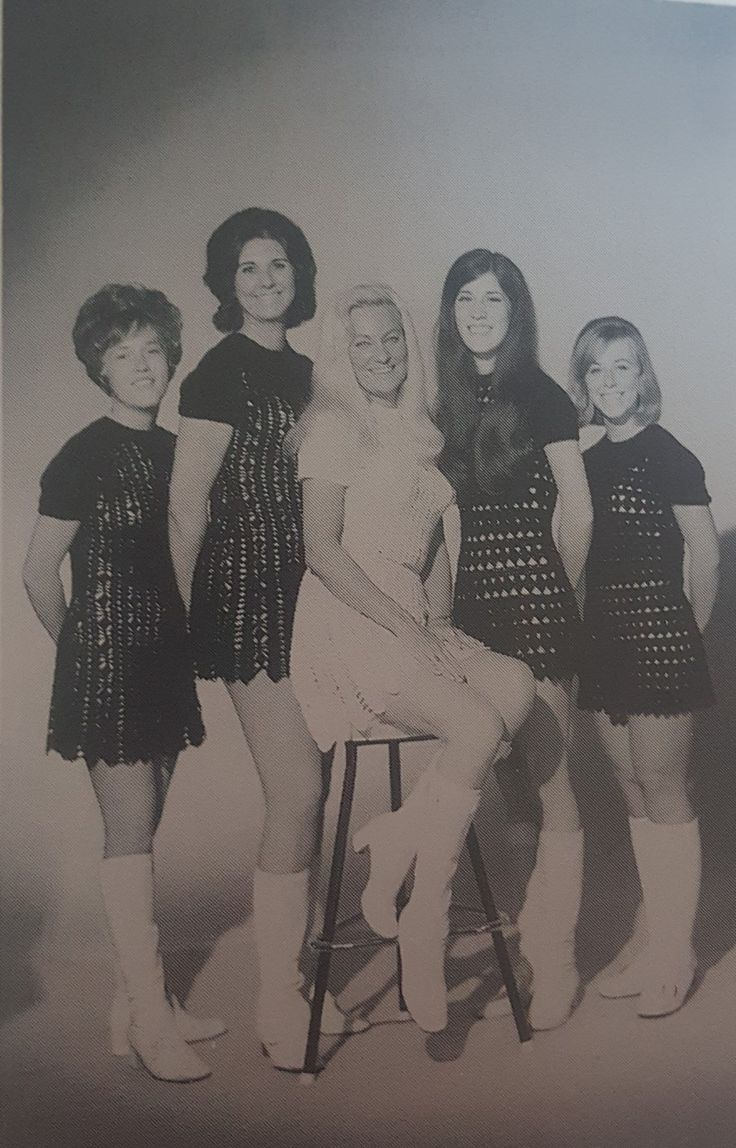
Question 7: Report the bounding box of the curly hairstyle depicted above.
[203,208,317,333]
[72,283,183,394]
[568,316,662,428]
[435,249,538,498]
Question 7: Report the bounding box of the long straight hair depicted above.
[435,250,538,496]
[286,284,443,464]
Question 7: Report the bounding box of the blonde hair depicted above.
[287,284,443,462]
[568,316,662,427]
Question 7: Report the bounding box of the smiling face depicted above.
[347,302,409,402]
[100,324,171,412]
[234,237,296,327]
[585,337,643,424]
[454,271,511,360]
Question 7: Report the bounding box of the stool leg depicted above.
[388,741,409,1014]
[301,742,358,1082]
[465,824,532,1044]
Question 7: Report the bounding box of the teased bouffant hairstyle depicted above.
[435,249,538,498]
[568,316,662,428]
[72,284,183,394]
[203,208,317,333]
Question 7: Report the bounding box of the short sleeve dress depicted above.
[40,418,205,766]
[290,409,488,751]
[578,423,715,725]
[178,333,312,683]
[452,366,582,682]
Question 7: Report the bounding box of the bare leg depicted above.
[593,711,647,819]
[629,713,694,825]
[226,673,324,873]
[89,757,172,858]
[521,678,579,833]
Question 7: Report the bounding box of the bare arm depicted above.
[169,416,233,611]
[545,439,593,591]
[23,516,79,642]
[423,524,454,627]
[674,503,720,632]
[302,477,462,679]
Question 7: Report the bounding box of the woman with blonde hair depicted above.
[570,316,718,1018]
[289,284,535,1032]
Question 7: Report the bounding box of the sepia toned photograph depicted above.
[2,1,735,1144]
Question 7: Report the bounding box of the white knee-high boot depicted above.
[99,854,211,1082]
[630,817,700,1018]
[253,869,364,1071]
[109,962,227,1056]
[597,817,650,999]
[398,770,480,1032]
[518,829,583,1031]
[353,766,438,938]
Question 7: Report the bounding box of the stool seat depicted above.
[300,734,532,1082]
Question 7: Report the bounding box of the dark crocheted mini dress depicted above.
[453,367,582,683]
[179,333,311,683]
[578,423,715,725]
[40,418,205,766]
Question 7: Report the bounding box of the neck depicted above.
[473,352,496,376]
[604,415,643,442]
[108,400,157,430]
[241,314,288,351]
[366,393,400,409]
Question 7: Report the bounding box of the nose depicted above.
[133,350,150,372]
[372,343,390,363]
[258,266,275,289]
[470,301,487,320]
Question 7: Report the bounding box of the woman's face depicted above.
[101,324,170,411]
[235,237,296,325]
[454,271,511,358]
[585,337,642,422]
[347,302,408,401]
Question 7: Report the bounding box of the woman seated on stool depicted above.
[288,285,535,1032]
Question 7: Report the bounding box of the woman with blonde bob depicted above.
[570,316,719,1018]
[289,285,535,1032]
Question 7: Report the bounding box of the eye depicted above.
[272,259,289,270]
[456,293,472,303]
[587,365,601,376]
[238,264,256,275]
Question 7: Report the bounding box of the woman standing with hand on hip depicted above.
[435,250,593,1030]
[570,317,718,1018]
[23,285,219,1083]
[168,209,362,1073]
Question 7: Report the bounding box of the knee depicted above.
[447,696,505,760]
[266,780,324,833]
[635,766,686,803]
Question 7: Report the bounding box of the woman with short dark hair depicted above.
[435,250,594,1031]
[570,316,719,1018]
[23,284,221,1083]
[169,209,362,1072]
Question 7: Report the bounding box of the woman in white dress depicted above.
[289,285,535,1031]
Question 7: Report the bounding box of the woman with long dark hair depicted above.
[289,284,535,1032]
[168,209,363,1072]
[435,250,593,1030]
[23,284,221,1083]
[570,317,718,1017]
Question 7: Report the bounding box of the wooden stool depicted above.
[301,733,532,1083]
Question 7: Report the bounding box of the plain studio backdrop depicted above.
[1,2,736,1141]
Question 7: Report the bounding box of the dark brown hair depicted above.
[72,283,183,393]
[435,249,538,497]
[203,208,316,333]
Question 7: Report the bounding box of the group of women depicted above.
[23,208,720,1083]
